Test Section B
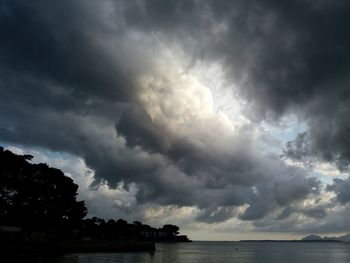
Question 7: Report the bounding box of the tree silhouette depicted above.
[0,147,87,231]
[161,224,180,236]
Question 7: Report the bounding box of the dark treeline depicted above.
[0,147,190,243]
[79,218,188,242]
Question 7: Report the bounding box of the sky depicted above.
[1,0,350,241]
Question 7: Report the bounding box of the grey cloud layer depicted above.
[122,0,350,169]
[0,0,349,229]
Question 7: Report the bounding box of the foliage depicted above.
[162,224,180,235]
[0,147,87,231]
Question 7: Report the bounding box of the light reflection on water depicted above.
[11,241,350,263]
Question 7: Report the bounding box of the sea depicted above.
[11,241,350,263]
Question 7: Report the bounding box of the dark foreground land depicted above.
[3,240,156,255]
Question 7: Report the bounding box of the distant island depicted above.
[240,233,350,243]
[301,233,350,242]
[0,147,190,255]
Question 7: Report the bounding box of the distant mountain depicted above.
[240,233,350,243]
[301,234,350,242]
[301,234,323,241]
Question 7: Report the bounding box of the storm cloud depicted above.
[1,0,350,235]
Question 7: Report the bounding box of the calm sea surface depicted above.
[14,241,350,263]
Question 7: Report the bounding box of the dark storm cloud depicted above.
[327,177,350,204]
[202,0,350,168]
[278,205,327,220]
[0,0,136,104]
[116,106,320,221]
[116,106,264,187]
[205,0,350,115]
[239,169,320,220]
[118,0,350,169]
[120,0,197,30]
[0,0,345,227]
[0,0,160,187]
[116,106,170,153]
